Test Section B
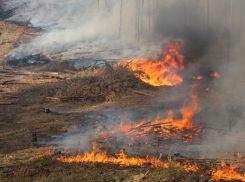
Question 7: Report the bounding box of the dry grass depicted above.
[0,153,208,182]
[12,66,156,105]
[0,21,33,64]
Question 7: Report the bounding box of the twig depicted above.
[156,153,162,168]
[46,97,63,101]
[168,145,174,163]
[64,69,78,74]
[174,86,192,99]
[141,122,171,128]
[0,8,18,18]
[91,111,103,125]
[132,90,155,97]
[0,102,16,105]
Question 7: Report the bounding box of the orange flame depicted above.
[107,94,200,142]
[193,76,203,80]
[206,87,209,91]
[210,161,245,181]
[211,72,220,78]
[35,146,54,158]
[56,142,198,172]
[117,41,184,86]
[38,50,52,59]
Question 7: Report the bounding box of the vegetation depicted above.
[12,65,156,106]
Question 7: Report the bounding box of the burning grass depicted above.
[117,41,185,87]
[4,145,245,182]
[0,154,204,182]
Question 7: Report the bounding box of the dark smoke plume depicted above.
[153,1,224,63]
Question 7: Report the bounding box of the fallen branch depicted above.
[174,86,192,99]
[132,90,155,97]
[46,97,63,101]
[0,102,16,105]
[91,111,103,125]
[141,122,172,128]
[64,69,78,74]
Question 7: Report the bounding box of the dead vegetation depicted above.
[10,66,157,106]
[0,153,208,182]
[0,21,33,64]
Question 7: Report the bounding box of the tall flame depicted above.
[118,41,184,86]
[109,94,200,141]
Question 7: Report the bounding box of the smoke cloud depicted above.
[3,0,245,158]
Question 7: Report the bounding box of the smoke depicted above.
[4,0,161,61]
[3,0,245,158]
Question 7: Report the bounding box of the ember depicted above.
[193,75,203,80]
[117,41,184,86]
[211,72,220,78]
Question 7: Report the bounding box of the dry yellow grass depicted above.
[0,21,33,64]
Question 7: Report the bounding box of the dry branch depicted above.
[64,69,78,74]
[132,90,155,97]
[0,102,16,105]
[91,111,103,125]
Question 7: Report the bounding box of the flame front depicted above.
[56,142,198,172]
[210,161,245,181]
[57,142,160,166]
[118,41,184,86]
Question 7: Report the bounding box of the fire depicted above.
[193,76,203,80]
[57,142,198,172]
[56,95,202,169]
[210,161,245,181]
[117,41,184,86]
[38,50,52,59]
[206,87,209,91]
[57,142,160,166]
[35,146,54,158]
[107,94,201,143]
[211,72,220,78]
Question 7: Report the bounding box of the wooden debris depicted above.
[132,90,155,97]
[45,109,50,113]
[0,88,11,92]
[64,69,78,74]
[46,97,63,102]
[0,102,16,105]
[91,111,103,125]
[168,145,174,162]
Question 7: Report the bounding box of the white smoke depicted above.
[4,0,162,60]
